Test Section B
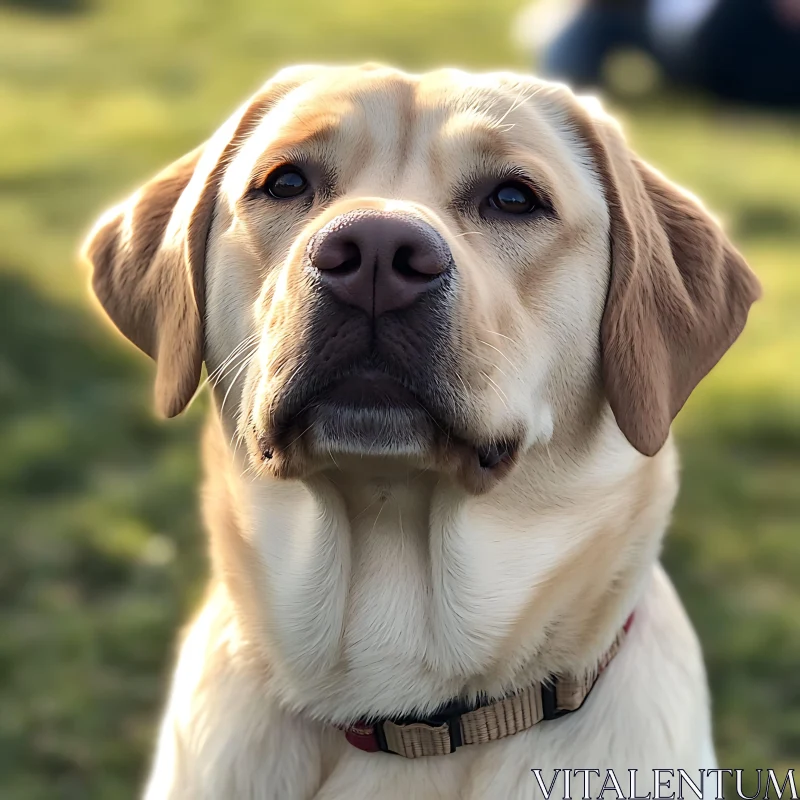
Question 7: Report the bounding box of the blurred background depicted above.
[0,0,798,797]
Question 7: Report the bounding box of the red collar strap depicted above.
[344,612,634,758]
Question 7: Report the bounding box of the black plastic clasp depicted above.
[382,697,473,754]
[541,681,570,721]
[426,697,470,752]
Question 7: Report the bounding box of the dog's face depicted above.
[208,67,616,491]
[83,65,760,493]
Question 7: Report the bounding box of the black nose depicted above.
[307,209,453,316]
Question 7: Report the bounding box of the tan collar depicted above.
[342,612,634,758]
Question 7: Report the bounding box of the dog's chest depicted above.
[261,483,564,719]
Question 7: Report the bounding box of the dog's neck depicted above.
[203,410,677,725]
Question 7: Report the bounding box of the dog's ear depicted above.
[571,101,761,456]
[81,67,321,417]
[82,146,211,417]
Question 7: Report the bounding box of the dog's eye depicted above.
[264,165,309,199]
[487,181,541,215]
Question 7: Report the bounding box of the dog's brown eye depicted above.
[264,166,308,199]
[487,181,540,215]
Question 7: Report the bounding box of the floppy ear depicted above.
[81,69,315,416]
[82,146,211,417]
[572,105,761,456]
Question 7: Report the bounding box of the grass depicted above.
[0,0,798,797]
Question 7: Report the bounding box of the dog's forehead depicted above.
[232,67,583,180]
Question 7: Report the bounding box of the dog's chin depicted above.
[249,373,523,493]
[306,403,434,459]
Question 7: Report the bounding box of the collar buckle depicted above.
[378,697,471,755]
[423,697,469,751]
[540,680,570,721]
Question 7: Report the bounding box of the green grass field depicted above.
[1,1,798,797]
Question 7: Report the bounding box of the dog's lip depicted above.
[476,440,516,471]
[317,371,420,409]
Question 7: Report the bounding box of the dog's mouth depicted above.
[255,367,449,459]
[320,371,420,409]
[248,367,522,492]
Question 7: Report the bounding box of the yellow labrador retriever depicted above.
[83,65,760,799]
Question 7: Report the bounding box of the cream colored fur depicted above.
[81,66,759,799]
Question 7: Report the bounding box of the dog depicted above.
[82,64,760,799]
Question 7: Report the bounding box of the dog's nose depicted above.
[308,210,453,316]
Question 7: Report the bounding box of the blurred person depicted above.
[522,0,652,88]
[673,0,800,106]
[523,0,800,106]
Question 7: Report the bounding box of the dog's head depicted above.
[83,65,760,493]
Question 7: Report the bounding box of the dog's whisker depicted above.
[473,351,512,382]
[200,345,259,403]
[476,338,519,376]
[205,342,252,385]
[453,370,472,407]
[483,329,515,344]
[201,333,260,390]
[212,348,259,398]
[219,350,257,421]
[481,370,510,412]
[494,85,536,127]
